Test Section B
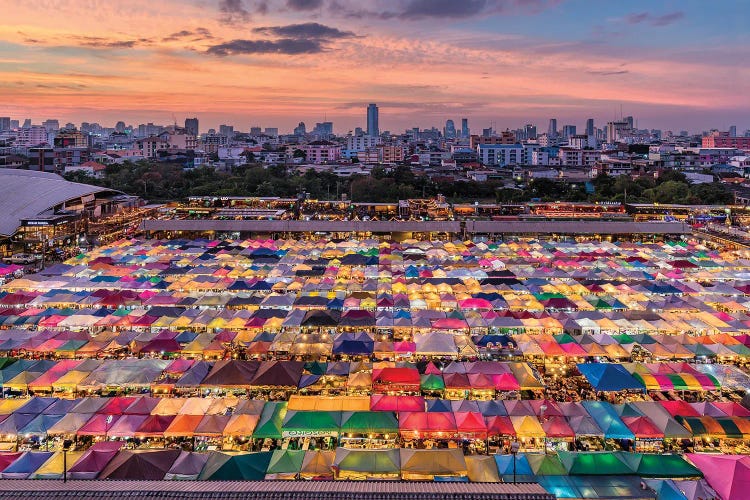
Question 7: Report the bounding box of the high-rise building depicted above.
[585,119,594,137]
[42,119,59,133]
[624,116,634,129]
[548,119,558,139]
[250,126,262,135]
[367,104,379,137]
[461,118,469,138]
[562,125,576,138]
[184,117,199,136]
[293,122,306,136]
[523,124,537,140]
[22,119,32,128]
[0,117,10,131]
[444,119,456,139]
[219,124,234,137]
[729,125,737,137]
[9,120,19,129]
[313,122,334,136]
[263,127,278,137]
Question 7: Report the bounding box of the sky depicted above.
[1,0,749,134]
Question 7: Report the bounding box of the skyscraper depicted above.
[585,118,594,137]
[367,104,379,137]
[184,117,199,136]
[524,124,537,140]
[562,125,576,138]
[548,118,557,138]
[461,118,469,138]
[729,125,737,137]
[0,117,10,131]
[444,119,456,139]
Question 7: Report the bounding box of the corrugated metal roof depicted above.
[0,480,553,499]
[0,169,116,237]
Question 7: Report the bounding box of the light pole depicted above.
[510,440,520,484]
[62,439,72,483]
[540,404,548,454]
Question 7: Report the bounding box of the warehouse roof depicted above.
[0,169,118,237]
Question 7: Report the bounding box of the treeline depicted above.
[497,170,733,205]
[63,161,733,205]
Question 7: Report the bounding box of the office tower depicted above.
[354,127,364,136]
[219,124,234,137]
[250,126,262,135]
[0,117,10,131]
[625,116,634,129]
[562,125,576,138]
[22,119,32,128]
[65,123,75,130]
[294,122,306,136]
[548,118,557,138]
[184,117,199,136]
[482,128,493,137]
[367,103,379,137]
[313,122,333,136]
[585,118,594,137]
[42,119,59,132]
[729,125,737,137]
[461,118,469,138]
[444,119,456,139]
[522,124,537,140]
[9,120,19,129]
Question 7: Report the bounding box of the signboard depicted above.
[282,430,338,438]
[25,221,49,226]
[81,194,95,204]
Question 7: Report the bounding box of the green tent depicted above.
[198,451,273,480]
[618,452,702,478]
[526,453,567,476]
[252,401,287,439]
[281,411,341,437]
[558,451,632,476]
[420,374,445,391]
[340,411,399,435]
[333,448,400,474]
[266,449,305,475]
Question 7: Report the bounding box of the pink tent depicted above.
[687,453,750,500]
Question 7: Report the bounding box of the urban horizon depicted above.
[2,0,748,133]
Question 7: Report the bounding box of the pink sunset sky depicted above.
[1,0,748,133]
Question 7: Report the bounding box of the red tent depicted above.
[372,367,420,392]
[622,416,664,439]
[541,416,575,438]
[370,395,425,412]
[398,412,457,439]
[454,412,488,439]
[485,416,516,437]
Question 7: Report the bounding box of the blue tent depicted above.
[0,451,54,479]
[494,454,534,482]
[581,401,635,440]
[577,364,645,392]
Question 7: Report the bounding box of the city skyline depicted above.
[2,0,749,132]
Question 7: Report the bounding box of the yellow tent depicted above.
[30,451,84,479]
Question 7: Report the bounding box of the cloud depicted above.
[71,36,151,48]
[206,38,324,56]
[219,0,252,24]
[332,0,560,20]
[587,69,629,76]
[253,22,356,39]
[625,10,684,26]
[162,28,214,42]
[286,0,324,10]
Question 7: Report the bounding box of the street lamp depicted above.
[539,404,548,454]
[510,440,520,484]
[62,439,73,483]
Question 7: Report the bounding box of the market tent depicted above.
[282,410,341,437]
[99,449,181,480]
[29,450,84,479]
[494,454,533,482]
[526,453,567,476]
[299,450,335,480]
[577,363,645,392]
[581,401,635,440]
[465,455,501,482]
[0,451,53,479]
[340,411,398,435]
[686,453,750,500]
[252,402,288,439]
[399,449,467,480]
[163,451,210,480]
[265,449,305,479]
[333,448,400,479]
[198,451,273,481]
[68,441,124,479]
[558,451,632,476]
[618,453,701,478]
[537,475,658,500]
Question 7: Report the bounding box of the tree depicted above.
[293,149,306,160]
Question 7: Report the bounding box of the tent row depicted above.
[0,446,705,482]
